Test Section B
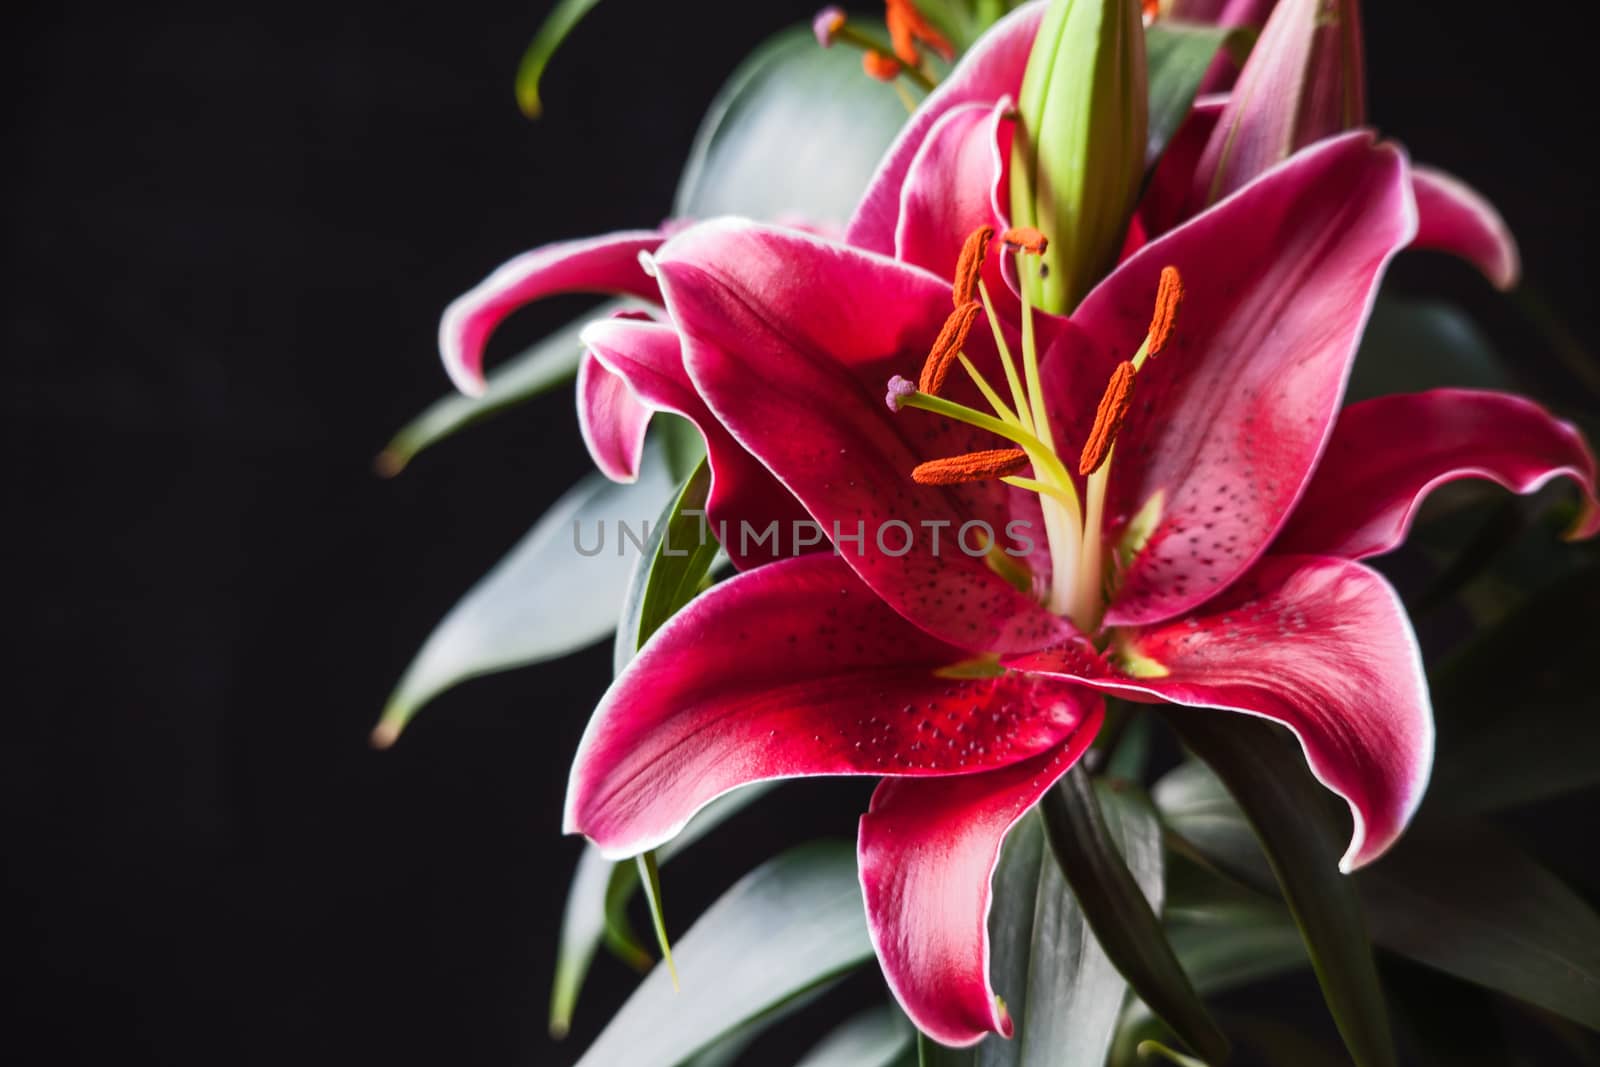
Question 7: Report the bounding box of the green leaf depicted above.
[795,1004,914,1067]
[919,1032,971,1067]
[1427,564,1600,812]
[376,299,636,475]
[1227,1019,1352,1067]
[1114,857,1307,1067]
[613,457,720,675]
[1040,770,1229,1065]
[1345,295,1511,405]
[637,850,678,989]
[1360,818,1600,1030]
[1164,711,1399,1067]
[572,841,874,1067]
[551,784,778,1037]
[514,0,603,118]
[674,26,911,224]
[371,447,676,747]
[925,783,1178,1067]
[1158,757,1600,1033]
[1151,759,1273,890]
[1143,23,1240,169]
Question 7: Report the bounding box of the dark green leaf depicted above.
[1114,856,1307,1067]
[1345,295,1511,405]
[1228,1019,1353,1067]
[924,791,1170,1067]
[372,449,675,747]
[572,841,873,1067]
[1098,705,1154,783]
[514,0,603,118]
[674,27,911,224]
[795,1005,914,1067]
[1144,23,1242,169]
[550,781,782,1035]
[614,457,720,674]
[919,1032,973,1067]
[1151,759,1273,889]
[376,299,636,475]
[1361,819,1600,1030]
[1428,565,1600,812]
[1041,769,1229,1064]
[1165,711,1398,1067]
[1158,757,1600,1034]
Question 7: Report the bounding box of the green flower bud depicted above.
[1009,0,1148,314]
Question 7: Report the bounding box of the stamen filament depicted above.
[898,390,1078,498]
[1014,257,1054,451]
[977,280,1034,436]
[1001,475,1079,510]
[957,353,1022,426]
[1076,459,1112,631]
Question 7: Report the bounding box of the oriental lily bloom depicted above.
[565,131,1600,1046]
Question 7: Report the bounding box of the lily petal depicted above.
[895,99,1011,281]
[565,554,1101,858]
[847,1,1044,255]
[580,317,810,568]
[1410,166,1521,290]
[1190,0,1364,211]
[439,230,664,396]
[1063,132,1416,627]
[655,219,1078,653]
[858,720,1102,1047]
[577,349,652,483]
[1274,389,1600,558]
[1008,554,1433,871]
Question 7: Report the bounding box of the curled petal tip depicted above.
[369,717,403,750]
[1563,498,1600,543]
[373,449,406,479]
[886,375,916,412]
[813,6,846,47]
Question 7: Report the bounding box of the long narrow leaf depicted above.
[372,449,674,746]
[796,1005,914,1067]
[550,784,779,1036]
[1144,23,1242,168]
[572,841,873,1067]
[1041,769,1229,1064]
[377,299,634,475]
[1158,756,1600,1033]
[1162,713,1399,1067]
[1361,819,1600,1030]
[514,0,604,118]
[613,456,718,674]
[674,27,911,224]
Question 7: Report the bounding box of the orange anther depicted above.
[1001,227,1049,255]
[886,0,954,65]
[918,300,984,396]
[862,50,901,81]
[953,226,994,306]
[1079,361,1137,476]
[913,448,1030,485]
[1147,266,1184,357]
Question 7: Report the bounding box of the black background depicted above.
[7,1,1597,1064]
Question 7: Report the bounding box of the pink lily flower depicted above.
[563,124,1600,1047]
